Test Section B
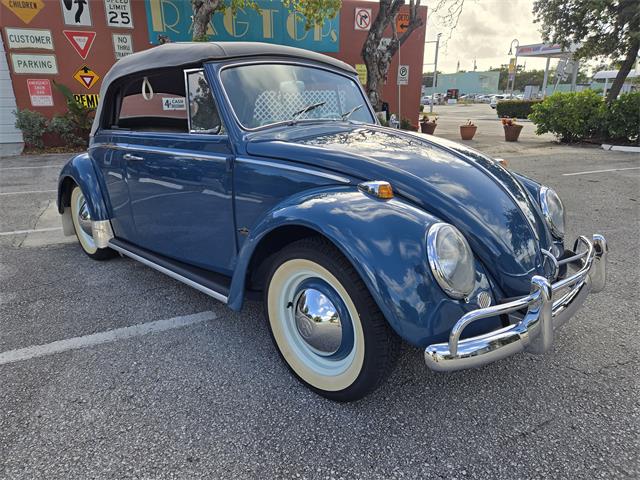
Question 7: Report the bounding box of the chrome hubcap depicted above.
[294,288,342,355]
[77,195,93,237]
[73,189,96,251]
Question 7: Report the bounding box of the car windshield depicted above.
[220,63,375,129]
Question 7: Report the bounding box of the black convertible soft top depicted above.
[91,42,356,135]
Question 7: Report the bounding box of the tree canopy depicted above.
[533,0,640,102]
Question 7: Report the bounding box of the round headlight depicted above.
[539,187,565,239]
[427,223,476,300]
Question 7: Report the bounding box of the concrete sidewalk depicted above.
[419,103,561,157]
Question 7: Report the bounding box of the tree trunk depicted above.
[605,35,639,103]
[191,0,221,41]
[361,0,423,111]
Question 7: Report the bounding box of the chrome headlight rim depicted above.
[427,222,476,300]
[539,186,565,239]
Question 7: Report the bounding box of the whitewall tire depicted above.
[70,186,115,260]
[264,237,399,401]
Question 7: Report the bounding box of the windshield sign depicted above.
[220,63,375,129]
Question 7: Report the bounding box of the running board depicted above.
[108,239,230,304]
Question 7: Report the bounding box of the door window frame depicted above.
[184,67,226,135]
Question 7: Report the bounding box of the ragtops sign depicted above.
[144,0,339,52]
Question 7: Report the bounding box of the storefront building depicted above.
[1,0,426,140]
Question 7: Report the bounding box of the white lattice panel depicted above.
[253,90,347,126]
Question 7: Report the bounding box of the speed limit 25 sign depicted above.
[104,0,133,28]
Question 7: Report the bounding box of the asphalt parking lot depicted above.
[1,143,639,479]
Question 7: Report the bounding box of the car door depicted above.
[121,68,236,275]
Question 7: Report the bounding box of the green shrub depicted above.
[48,115,86,148]
[496,100,542,119]
[529,91,605,142]
[400,117,414,130]
[14,109,48,149]
[51,81,95,148]
[605,92,640,144]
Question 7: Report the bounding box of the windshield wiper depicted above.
[290,101,326,122]
[340,104,364,121]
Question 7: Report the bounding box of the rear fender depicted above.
[57,152,110,221]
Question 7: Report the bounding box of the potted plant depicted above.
[502,117,523,142]
[460,120,477,140]
[420,114,438,134]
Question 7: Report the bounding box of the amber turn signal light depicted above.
[358,181,394,199]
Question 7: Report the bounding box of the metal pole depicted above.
[430,33,440,114]
[542,57,550,98]
[397,42,401,126]
[570,59,578,92]
[512,52,518,96]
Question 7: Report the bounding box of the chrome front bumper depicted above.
[424,234,608,372]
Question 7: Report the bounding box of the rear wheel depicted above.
[70,186,115,260]
[264,237,399,401]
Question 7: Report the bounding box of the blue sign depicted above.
[145,0,340,52]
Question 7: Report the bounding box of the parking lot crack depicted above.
[17,200,52,248]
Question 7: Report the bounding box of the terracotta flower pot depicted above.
[504,124,523,142]
[459,125,477,140]
[420,121,437,134]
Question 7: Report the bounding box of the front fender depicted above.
[228,186,501,348]
[57,152,110,220]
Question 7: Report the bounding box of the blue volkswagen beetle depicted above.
[57,42,607,401]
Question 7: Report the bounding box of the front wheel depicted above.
[264,237,399,401]
[70,186,115,260]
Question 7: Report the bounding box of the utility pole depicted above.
[398,41,401,125]
[508,38,519,96]
[430,33,441,114]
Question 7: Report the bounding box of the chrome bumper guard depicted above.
[424,234,608,372]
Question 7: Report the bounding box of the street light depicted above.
[508,38,519,95]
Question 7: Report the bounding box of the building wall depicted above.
[325,0,427,122]
[0,0,150,120]
[423,71,500,96]
[1,0,426,138]
[0,34,23,155]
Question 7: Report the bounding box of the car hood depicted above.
[245,124,553,296]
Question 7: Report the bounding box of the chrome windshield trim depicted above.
[235,157,351,184]
[216,59,377,132]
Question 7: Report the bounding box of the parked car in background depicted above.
[57,42,608,401]
[490,94,507,109]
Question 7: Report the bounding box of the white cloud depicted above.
[423,0,554,73]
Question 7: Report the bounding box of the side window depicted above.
[116,69,188,133]
[186,70,224,134]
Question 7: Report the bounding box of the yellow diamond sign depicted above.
[73,65,100,90]
[1,0,45,24]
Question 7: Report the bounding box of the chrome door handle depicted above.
[123,153,144,161]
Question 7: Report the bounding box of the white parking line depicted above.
[0,227,62,236]
[0,189,57,196]
[0,164,65,171]
[562,166,640,176]
[0,311,217,366]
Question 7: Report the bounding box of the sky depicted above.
[422,0,554,73]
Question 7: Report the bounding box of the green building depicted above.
[423,71,500,96]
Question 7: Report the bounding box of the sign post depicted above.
[430,33,441,114]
